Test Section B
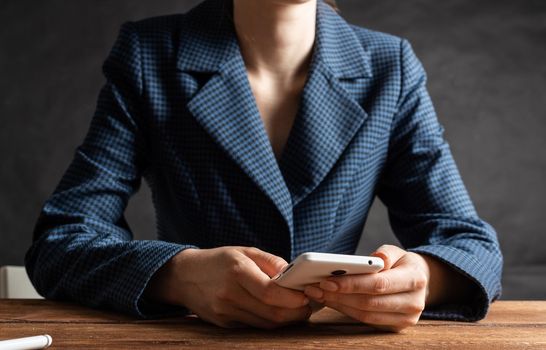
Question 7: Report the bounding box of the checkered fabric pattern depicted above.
[26,0,502,321]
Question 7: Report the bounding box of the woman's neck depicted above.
[233,0,317,82]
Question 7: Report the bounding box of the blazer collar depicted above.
[177,0,372,79]
[177,0,371,255]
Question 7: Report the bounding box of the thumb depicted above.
[371,244,406,271]
[243,247,288,278]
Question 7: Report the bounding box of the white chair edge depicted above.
[0,265,43,299]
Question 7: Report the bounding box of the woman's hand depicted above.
[303,245,431,332]
[145,246,312,329]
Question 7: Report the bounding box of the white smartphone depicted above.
[272,252,384,291]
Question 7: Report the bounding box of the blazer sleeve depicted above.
[375,39,503,321]
[25,22,197,318]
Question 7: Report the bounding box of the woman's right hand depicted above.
[145,246,312,329]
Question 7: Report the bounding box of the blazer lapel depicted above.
[175,0,374,236]
[177,0,294,235]
[279,0,373,207]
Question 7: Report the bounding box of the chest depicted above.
[248,76,305,162]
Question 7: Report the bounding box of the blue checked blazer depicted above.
[26,0,502,321]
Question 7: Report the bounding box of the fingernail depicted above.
[320,280,338,292]
[304,286,324,299]
[371,251,383,259]
[302,297,310,306]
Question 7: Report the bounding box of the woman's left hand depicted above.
[303,245,431,332]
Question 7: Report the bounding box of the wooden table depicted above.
[1,300,545,349]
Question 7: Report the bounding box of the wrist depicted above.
[144,248,199,306]
[417,253,475,306]
[417,253,445,306]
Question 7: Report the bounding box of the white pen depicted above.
[0,335,52,350]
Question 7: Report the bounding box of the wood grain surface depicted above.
[1,300,545,349]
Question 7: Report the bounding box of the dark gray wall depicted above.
[1,0,545,299]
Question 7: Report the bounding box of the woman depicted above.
[26,0,503,332]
